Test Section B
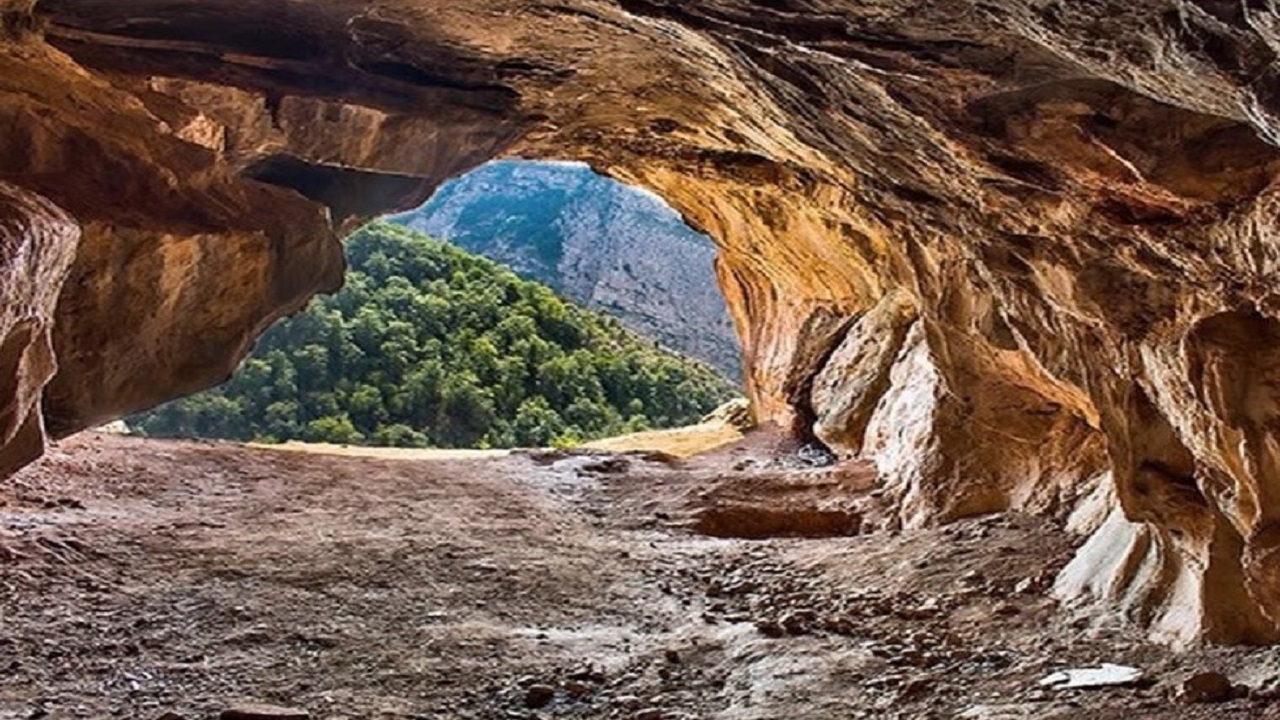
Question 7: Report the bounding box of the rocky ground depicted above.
[3,432,1280,720]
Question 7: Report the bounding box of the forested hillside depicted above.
[130,223,737,448]
[392,161,741,378]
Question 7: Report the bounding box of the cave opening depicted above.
[390,159,744,383]
[125,159,747,454]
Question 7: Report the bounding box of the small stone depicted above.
[780,612,810,635]
[613,695,643,710]
[897,678,934,701]
[993,602,1020,616]
[1181,671,1235,704]
[635,709,665,720]
[664,648,681,664]
[156,714,187,720]
[755,619,785,638]
[564,680,593,696]
[524,684,556,708]
[1039,664,1144,690]
[567,666,606,683]
[219,706,309,720]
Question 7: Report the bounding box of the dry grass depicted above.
[248,441,511,461]
[580,420,743,457]
[250,421,743,461]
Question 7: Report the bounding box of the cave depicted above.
[5,0,1280,658]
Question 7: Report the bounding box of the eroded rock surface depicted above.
[3,0,1280,645]
[0,182,77,476]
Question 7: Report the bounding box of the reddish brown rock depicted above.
[2,0,1280,646]
[1179,671,1235,704]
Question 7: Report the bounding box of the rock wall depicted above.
[0,182,77,476]
[4,0,1280,645]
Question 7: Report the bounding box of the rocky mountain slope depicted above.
[5,0,1280,646]
[393,160,741,378]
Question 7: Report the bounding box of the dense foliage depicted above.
[131,222,737,448]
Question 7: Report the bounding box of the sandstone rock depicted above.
[810,290,917,456]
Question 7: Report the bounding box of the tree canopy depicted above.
[130,222,738,449]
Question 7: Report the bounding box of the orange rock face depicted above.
[4,0,1280,645]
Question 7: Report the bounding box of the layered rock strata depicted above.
[2,0,1280,644]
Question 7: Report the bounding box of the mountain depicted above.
[129,223,737,449]
[391,160,741,379]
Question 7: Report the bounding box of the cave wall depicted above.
[5,0,1280,645]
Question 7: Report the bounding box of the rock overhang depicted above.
[3,0,1280,645]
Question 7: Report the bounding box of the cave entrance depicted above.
[128,160,745,453]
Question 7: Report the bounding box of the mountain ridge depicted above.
[392,161,742,380]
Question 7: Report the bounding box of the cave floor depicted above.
[2,433,1279,720]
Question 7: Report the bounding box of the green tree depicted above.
[131,222,738,449]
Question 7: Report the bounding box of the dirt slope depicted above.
[3,433,1280,719]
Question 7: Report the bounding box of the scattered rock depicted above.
[1013,577,1038,595]
[524,684,557,708]
[780,611,812,635]
[993,602,1020,616]
[567,666,606,683]
[796,444,836,468]
[754,619,786,638]
[219,705,309,720]
[564,680,593,696]
[582,457,630,474]
[635,709,665,720]
[960,704,1069,719]
[1180,671,1235,704]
